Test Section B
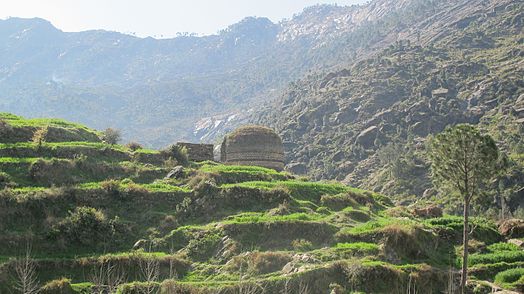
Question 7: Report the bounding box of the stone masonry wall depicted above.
[176,142,214,162]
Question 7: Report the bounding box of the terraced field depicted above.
[0,114,522,293]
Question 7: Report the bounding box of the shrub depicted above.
[0,171,12,188]
[268,201,291,216]
[159,215,179,234]
[161,145,188,166]
[292,239,314,251]
[227,251,292,275]
[32,126,49,148]
[0,118,13,139]
[100,179,122,195]
[51,207,122,247]
[126,142,143,151]
[186,232,222,261]
[250,251,292,274]
[124,182,148,195]
[41,278,74,294]
[102,128,121,145]
[342,207,371,222]
[316,206,332,215]
[320,193,358,211]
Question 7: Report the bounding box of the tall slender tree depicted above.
[428,124,500,294]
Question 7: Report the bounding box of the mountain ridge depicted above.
[252,0,523,210]
[0,0,466,147]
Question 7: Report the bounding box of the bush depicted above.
[292,239,314,251]
[41,278,74,294]
[100,179,122,195]
[102,128,121,145]
[124,182,148,195]
[51,207,123,247]
[186,232,222,261]
[161,145,188,166]
[126,142,143,151]
[32,126,49,148]
[0,118,13,139]
[0,171,12,188]
[250,251,292,274]
[227,251,292,275]
[320,193,358,211]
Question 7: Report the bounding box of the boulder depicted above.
[507,239,524,248]
[498,219,524,238]
[355,126,379,148]
[287,162,307,175]
[165,166,184,179]
[133,239,148,250]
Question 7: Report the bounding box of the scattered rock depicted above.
[165,166,184,179]
[422,188,436,199]
[282,253,320,275]
[507,239,524,248]
[355,126,379,148]
[287,162,307,175]
[133,239,148,250]
[498,219,524,238]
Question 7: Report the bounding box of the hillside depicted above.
[253,0,524,211]
[0,114,523,293]
[0,0,489,147]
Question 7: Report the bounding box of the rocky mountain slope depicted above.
[1,113,523,293]
[253,0,524,210]
[1,0,478,147]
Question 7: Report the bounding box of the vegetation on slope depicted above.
[253,0,524,218]
[0,114,522,293]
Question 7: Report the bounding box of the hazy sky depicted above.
[0,0,368,38]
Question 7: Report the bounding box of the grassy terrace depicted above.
[0,114,522,293]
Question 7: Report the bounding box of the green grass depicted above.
[0,157,40,163]
[341,217,415,235]
[487,242,521,253]
[222,180,350,202]
[141,182,191,193]
[494,268,524,290]
[9,186,48,192]
[133,148,160,154]
[335,242,380,251]
[0,141,114,149]
[200,164,282,175]
[222,212,323,224]
[1,113,96,132]
[468,250,524,266]
[79,181,190,193]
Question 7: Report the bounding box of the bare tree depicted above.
[13,244,39,294]
[234,263,264,294]
[237,282,264,294]
[281,279,291,294]
[406,274,416,294]
[90,261,126,294]
[139,251,159,294]
[298,280,310,294]
[168,245,178,280]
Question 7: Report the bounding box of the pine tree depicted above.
[428,124,500,293]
